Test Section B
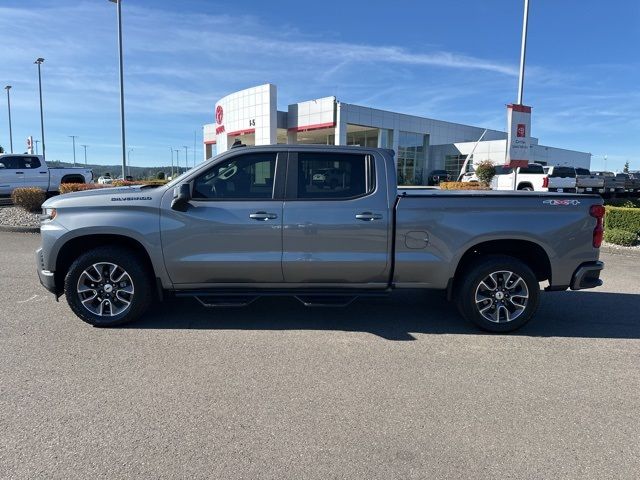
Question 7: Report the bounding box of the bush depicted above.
[604,229,638,246]
[157,171,166,180]
[475,160,497,187]
[12,187,46,212]
[59,183,106,194]
[439,182,490,190]
[605,206,640,234]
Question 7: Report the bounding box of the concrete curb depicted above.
[601,244,640,257]
[0,224,40,234]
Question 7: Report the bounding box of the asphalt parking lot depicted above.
[1,232,639,479]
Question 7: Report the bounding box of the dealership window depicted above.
[346,125,379,147]
[444,154,472,178]
[397,132,429,185]
[296,152,373,199]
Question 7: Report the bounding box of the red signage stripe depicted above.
[508,104,532,113]
[288,121,336,132]
[227,128,256,137]
[204,140,217,145]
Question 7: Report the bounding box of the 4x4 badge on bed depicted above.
[543,199,581,206]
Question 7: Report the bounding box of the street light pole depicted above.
[69,135,78,166]
[169,146,174,178]
[81,144,88,165]
[517,0,530,105]
[4,86,13,153]
[183,146,189,170]
[34,58,46,161]
[127,148,133,177]
[109,0,127,179]
[175,149,180,175]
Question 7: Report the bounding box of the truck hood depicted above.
[43,185,166,209]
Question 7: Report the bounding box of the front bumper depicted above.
[570,261,604,290]
[35,248,57,295]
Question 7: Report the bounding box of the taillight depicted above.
[542,176,549,188]
[590,204,605,248]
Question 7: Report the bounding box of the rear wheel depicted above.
[64,246,152,327]
[455,255,539,333]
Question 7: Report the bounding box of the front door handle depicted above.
[15,171,24,174]
[355,212,383,221]
[249,211,278,221]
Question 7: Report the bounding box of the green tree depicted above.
[475,160,497,187]
[157,171,166,180]
[0,145,4,153]
[623,161,630,173]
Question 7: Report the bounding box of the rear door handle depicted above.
[355,212,383,221]
[15,171,24,174]
[249,211,278,221]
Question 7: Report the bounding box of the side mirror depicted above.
[0,163,5,169]
[171,183,191,212]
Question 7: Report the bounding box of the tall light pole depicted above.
[517,0,530,104]
[34,139,40,155]
[81,144,88,165]
[108,0,127,179]
[4,86,13,153]
[183,146,189,170]
[127,148,133,177]
[34,58,46,161]
[69,135,78,166]
[175,149,180,175]
[169,146,174,178]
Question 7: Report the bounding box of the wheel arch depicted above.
[517,182,534,190]
[54,234,157,295]
[61,174,86,184]
[448,239,552,300]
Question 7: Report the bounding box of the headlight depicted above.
[40,207,57,222]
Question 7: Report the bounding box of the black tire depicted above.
[518,185,534,191]
[64,246,152,327]
[455,255,540,333]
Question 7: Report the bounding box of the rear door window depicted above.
[519,164,544,174]
[20,157,41,169]
[295,152,374,199]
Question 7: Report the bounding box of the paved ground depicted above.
[1,232,639,479]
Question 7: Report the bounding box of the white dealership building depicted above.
[203,84,590,185]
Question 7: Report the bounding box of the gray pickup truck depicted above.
[36,145,605,332]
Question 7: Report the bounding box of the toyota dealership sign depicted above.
[505,103,531,168]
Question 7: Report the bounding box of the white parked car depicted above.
[0,153,92,196]
[97,176,114,185]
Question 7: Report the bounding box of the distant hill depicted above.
[46,161,190,180]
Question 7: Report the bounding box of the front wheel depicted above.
[64,246,152,327]
[455,255,540,333]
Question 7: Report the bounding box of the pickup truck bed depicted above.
[36,145,604,333]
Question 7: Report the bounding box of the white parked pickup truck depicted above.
[491,163,547,191]
[543,166,577,193]
[0,153,92,196]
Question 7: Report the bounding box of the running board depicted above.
[175,288,390,308]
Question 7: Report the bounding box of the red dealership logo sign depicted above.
[517,123,526,137]
[215,105,224,125]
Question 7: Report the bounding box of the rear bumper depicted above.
[570,261,604,290]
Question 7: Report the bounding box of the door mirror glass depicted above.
[171,183,191,212]
[0,163,5,169]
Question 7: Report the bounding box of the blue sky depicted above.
[1,0,638,171]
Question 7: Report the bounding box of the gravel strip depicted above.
[0,206,40,228]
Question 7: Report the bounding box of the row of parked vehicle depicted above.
[455,164,639,196]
